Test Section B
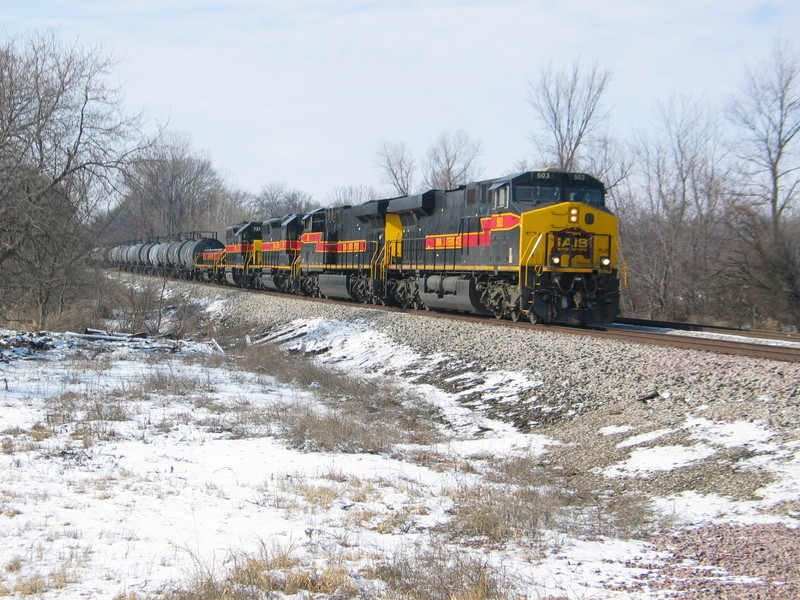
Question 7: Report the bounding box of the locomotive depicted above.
[106,169,625,324]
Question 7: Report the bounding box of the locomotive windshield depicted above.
[513,184,604,209]
[515,185,560,205]
[566,187,603,207]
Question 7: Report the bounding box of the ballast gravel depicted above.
[180,283,800,433]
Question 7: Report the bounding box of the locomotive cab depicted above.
[258,215,302,293]
[224,221,262,286]
[513,171,621,324]
[491,174,606,213]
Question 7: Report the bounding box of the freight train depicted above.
[103,169,625,324]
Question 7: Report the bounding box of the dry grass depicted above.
[137,366,213,396]
[437,483,547,544]
[150,542,359,600]
[5,550,87,597]
[13,574,47,596]
[1,423,59,454]
[144,540,515,600]
[173,342,445,449]
[281,479,340,510]
[394,448,481,474]
[272,399,399,453]
[369,542,514,600]
[5,557,23,573]
[224,343,445,447]
[440,453,662,544]
[44,390,130,427]
[28,365,224,448]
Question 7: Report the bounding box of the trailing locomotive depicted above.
[107,169,625,324]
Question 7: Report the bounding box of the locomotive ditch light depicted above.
[551,255,561,265]
[600,256,611,267]
[569,207,579,223]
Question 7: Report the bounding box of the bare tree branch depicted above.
[729,40,800,228]
[424,130,482,190]
[0,31,146,327]
[374,140,416,196]
[528,59,611,171]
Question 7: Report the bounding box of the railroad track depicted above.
[566,322,800,363]
[614,316,799,343]
[119,271,800,363]
[406,310,800,363]
[259,289,800,363]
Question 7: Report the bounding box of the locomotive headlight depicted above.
[600,256,611,267]
[569,207,579,223]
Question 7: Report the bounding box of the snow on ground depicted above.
[1,303,799,598]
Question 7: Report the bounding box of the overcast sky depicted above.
[2,0,798,200]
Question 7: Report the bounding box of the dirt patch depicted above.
[609,523,800,599]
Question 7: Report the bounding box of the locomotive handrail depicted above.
[290,252,301,278]
[521,232,545,289]
[369,241,388,283]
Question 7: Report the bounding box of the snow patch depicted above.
[604,444,717,477]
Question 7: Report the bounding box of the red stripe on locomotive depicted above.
[424,213,521,250]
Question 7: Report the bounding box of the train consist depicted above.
[103,170,625,324]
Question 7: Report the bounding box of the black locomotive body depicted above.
[258,214,302,293]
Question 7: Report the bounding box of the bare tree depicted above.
[375,140,417,195]
[581,135,634,208]
[252,182,318,218]
[424,130,482,189]
[729,41,800,229]
[624,98,730,321]
[0,31,144,327]
[528,59,612,171]
[206,187,253,236]
[727,41,800,327]
[117,132,225,239]
[325,184,378,207]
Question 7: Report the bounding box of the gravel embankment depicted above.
[200,286,800,427]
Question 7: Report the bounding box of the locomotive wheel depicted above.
[528,310,541,324]
[509,305,522,322]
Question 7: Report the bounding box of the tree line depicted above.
[1,31,798,330]
[370,50,800,330]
